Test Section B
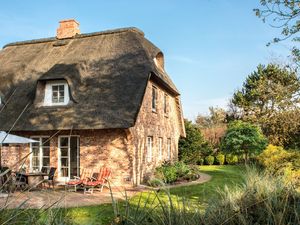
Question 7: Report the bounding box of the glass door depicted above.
[58,136,80,181]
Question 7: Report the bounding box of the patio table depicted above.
[19,172,47,188]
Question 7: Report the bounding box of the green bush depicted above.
[174,161,190,177]
[215,154,225,165]
[226,154,238,165]
[183,165,201,181]
[153,161,201,184]
[258,144,300,186]
[205,155,215,165]
[197,158,204,165]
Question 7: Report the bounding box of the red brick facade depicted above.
[1,79,184,186]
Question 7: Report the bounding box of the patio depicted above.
[0,186,144,209]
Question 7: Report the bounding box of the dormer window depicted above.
[43,80,70,106]
[52,84,65,103]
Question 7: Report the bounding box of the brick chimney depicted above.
[56,19,80,39]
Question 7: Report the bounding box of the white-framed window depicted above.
[30,136,50,173]
[167,138,171,160]
[164,93,168,115]
[58,136,80,180]
[147,136,153,162]
[52,84,65,103]
[44,80,70,106]
[159,137,163,159]
[152,86,157,112]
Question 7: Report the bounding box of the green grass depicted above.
[64,165,245,225]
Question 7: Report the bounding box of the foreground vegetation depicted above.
[108,166,299,225]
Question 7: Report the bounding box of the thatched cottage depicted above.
[0,19,185,186]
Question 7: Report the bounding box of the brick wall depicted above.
[1,129,133,186]
[129,79,183,185]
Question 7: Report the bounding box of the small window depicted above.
[152,86,157,112]
[147,136,153,162]
[167,138,171,160]
[159,137,163,159]
[52,84,65,103]
[164,93,168,115]
[43,80,70,106]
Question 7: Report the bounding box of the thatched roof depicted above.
[0,27,181,131]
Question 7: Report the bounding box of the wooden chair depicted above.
[66,168,90,192]
[83,167,111,194]
[42,167,56,188]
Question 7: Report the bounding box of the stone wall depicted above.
[129,79,183,185]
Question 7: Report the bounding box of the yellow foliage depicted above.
[258,145,300,187]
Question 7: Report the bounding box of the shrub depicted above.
[205,155,214,165]
[153,161,201,185]
[197,158,204,165]
[215,154,225,165]
[183,164,202,181]
[258,144,300,186]
[174,161,190,177]
[226,154,238,165]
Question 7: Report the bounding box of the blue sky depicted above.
[0,0,292,120]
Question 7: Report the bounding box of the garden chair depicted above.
[42,167,56,188]
[66,168,90,192]
[83,167,111,194]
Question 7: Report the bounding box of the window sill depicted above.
[152,109,157,114]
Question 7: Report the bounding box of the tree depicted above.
[231,64,300,147]
[196,107,227,149]
[178,119,212,164]
[221,121,268,164]
[254,0,300,63]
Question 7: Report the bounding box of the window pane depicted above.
[61,168,68,177]
[32,157,39,167]
[32,147,39,156]
[42,138,50,147]
[61,158,68,167]
[152,87,157,111]
[58,85,64,91]
[43,147,50,157]
[43,157,50,167]
[31,138,40,147]
[60,137,68,147]
[61,147,68,157]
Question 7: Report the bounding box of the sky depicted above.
[0,0,292,120]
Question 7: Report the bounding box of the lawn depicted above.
[65,165,245,225]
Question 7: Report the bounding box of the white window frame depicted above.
[44,80,70,106]
[147,136,153,162]
[159,137,163,160]
[152,86,157,112]
[167,138,171,160]
[29,136,50,173]
[164,93,169,116]
[57,135,80,182]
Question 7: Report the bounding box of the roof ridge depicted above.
[3,27,144,48]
